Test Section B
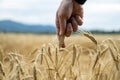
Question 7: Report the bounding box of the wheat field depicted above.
[0,33,120,80]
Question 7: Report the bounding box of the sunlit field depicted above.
[0,33,120,80]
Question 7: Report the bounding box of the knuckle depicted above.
[58,13,65,19]
[59,31,65,36]
[73,28,78,32]
[78,20,83,25]
[72,23,78,32]
[79,21,83,25]
[67,30,71,34]
[66,33,71,37]
[66,29,72,36]
[58,12,69,19]
[67,26,72,33]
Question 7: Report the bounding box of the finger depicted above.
[71,17,78,32]
[59,17,67,37]
[59,17,67,48]
[65,23,73,37]
[74,15,83,26]
[55,13,60,40]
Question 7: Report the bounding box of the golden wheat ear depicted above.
[83,32,97,45]
[77,30,98,45]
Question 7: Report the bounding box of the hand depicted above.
[56,0,83,48]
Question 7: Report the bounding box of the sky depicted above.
[0,0,120,31]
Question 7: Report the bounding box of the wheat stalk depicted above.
[0,48,3,63]
[0,62,6,77]
[72,45,77,66]
[33,62,37,80]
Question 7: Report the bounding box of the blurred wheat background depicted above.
[0,33,120,80]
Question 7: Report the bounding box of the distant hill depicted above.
[0,20,56,33]
[0,20,119,34]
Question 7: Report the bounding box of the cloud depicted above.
[0,0,60,9]
[0,0,60,24]
[84,3,120,13]
[82,2,120,31]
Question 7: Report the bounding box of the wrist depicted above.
[73,0,83,7]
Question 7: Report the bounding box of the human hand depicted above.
[56,0,83,48]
